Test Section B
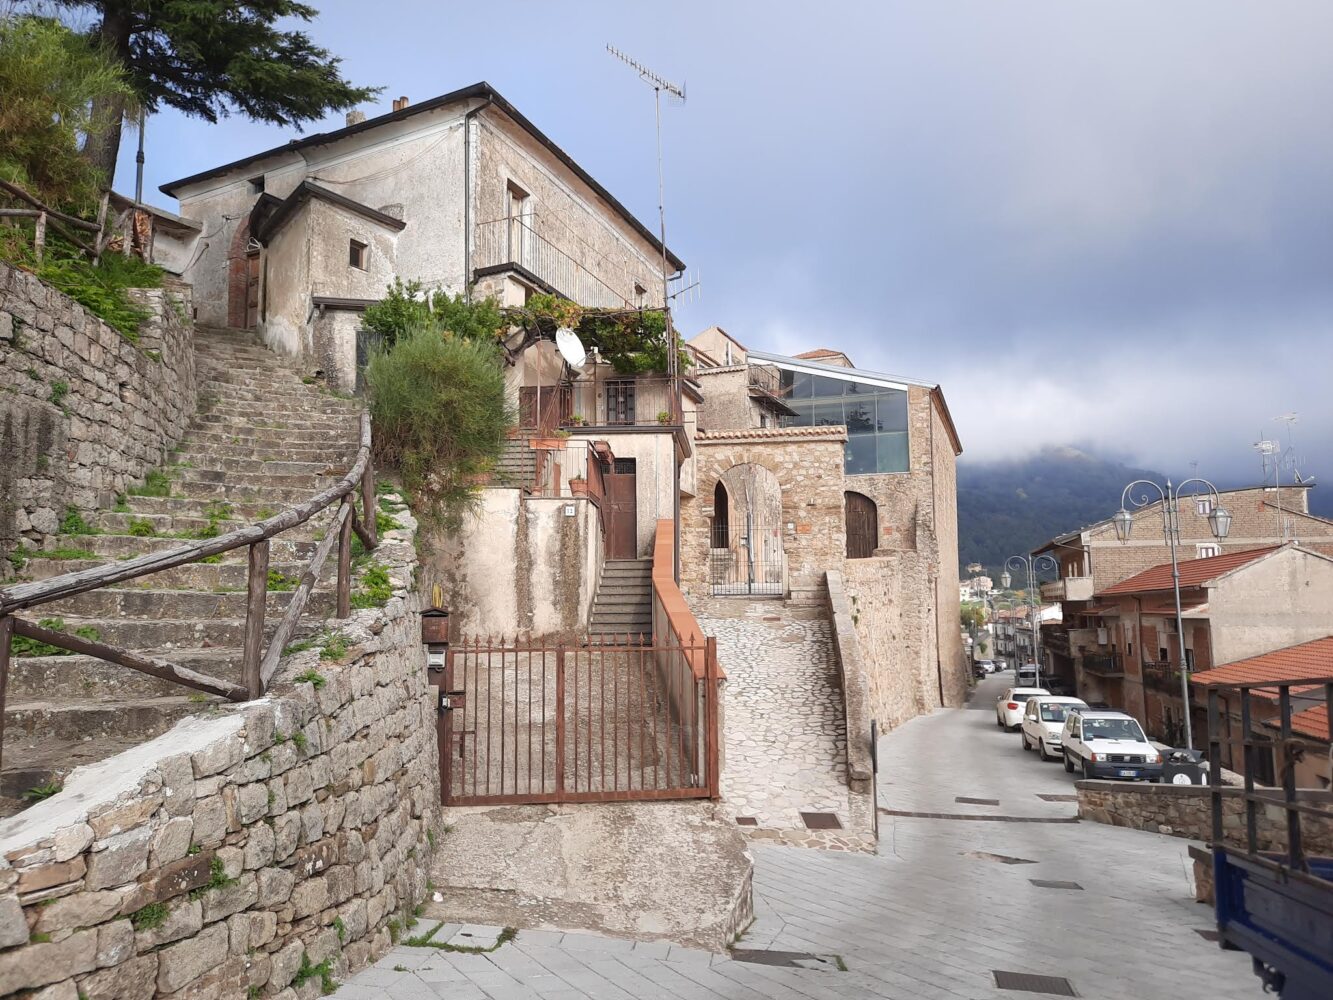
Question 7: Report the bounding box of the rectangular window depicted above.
[1197,543,1220,559]
[349,239,367,270]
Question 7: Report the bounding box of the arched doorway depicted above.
[845,491,878,558]
[709,464,784,596]
[711,481,730,549]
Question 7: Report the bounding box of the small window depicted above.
[248,175,265,194]
[1196,497,1213,516]
[1159,647,1169,662]
[1197,543,1220,559]
[634,282,647,307]
[349,239,367,270]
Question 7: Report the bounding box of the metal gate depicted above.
[438,634,720,805]
[709,516,784,596]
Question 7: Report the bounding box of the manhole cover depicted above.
[1029,879,1084,891]
[732,950,843,971]
[1195,928,1220,941]
[735,817,758,827]
[1036,794,1078,802]
[964,851,1037,865]
[800,811,842,830]
[956,796,1000,806]
[993,970,1077,996]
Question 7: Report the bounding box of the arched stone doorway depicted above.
[845,491,878,558]
[226,220,260,330]
[708,463,784,596]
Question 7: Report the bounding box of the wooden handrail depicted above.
[0,411,379,716]
[0,414,371,617]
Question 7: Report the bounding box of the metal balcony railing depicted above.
[1143,661,1183,692]
[1083,653,1125,677]
[474,217,635,309]
[519,375,683,431]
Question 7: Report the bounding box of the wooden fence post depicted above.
[0,616,11,777]
[34,212,46,265]
[241,541,270,699]
[361,460,377,548]
[336,497,353,618]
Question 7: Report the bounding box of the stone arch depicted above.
[226,219,259,329]
[709,462,784,595]
[711,480,730,548]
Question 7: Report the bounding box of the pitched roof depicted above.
[794,348,852,362]
[160,81,685,271]
[252,181,406,244]
[1286,704,1330,742]
[1190,635,1333,693]
[1098,546,1280,597]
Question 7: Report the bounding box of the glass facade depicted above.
[778,367,910,474]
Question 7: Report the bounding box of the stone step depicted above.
[111,496,298,520]
[39,583,335,621]
[51,532,316,561]
[19,557,313,588]
[590,611,653,626]
[4,696,218,744]
[145,480,338,505]
[194,411,359,433]
[95,508,335,538]
[199,379,361,402]
[198,396,362,418]
[173,441,355,463]
[174,467,345,491]
[185,426,360,448]
[1,734,154,812]
[167,455,348,477]
[7,649,248,700]
[8,612,318,650]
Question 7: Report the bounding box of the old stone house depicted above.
[1077,544,1333,748]
[684,327,969,725]
[162,82,683,390]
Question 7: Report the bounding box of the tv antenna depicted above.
[1255,413,1310,541]
[608,42,687,579]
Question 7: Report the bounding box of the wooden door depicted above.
[845,491,877,558]
[244,252,261,329]
[603,459,638,558]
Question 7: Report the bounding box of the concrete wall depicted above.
[425,490,603,637]
[583,433,678,558]
[1208,547,1333,665]
[0,265,196,575]
[0,514,439,999]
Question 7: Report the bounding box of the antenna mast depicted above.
[608,43,687,580]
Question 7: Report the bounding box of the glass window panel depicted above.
[782,400,813,427]
[844,399,875,434]
[811,374,850,397]
[845,435,878,475]
[877,432,909,473]
[877,389,908,432]
[812,400,844,427]
[781,370,813,399]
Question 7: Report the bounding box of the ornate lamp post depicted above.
[1000,554,1058,687]
[1113,479,1232,749]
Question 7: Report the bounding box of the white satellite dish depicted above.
[555,327,587,371]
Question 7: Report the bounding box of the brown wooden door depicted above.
[244,252,261,329]
[603,459,637,558]
[845,491,877,558]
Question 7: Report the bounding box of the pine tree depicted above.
[42,1,379,184]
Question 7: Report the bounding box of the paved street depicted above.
[344,673,1262,1000]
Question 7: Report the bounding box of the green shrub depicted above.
[320,634,350,661]
[34,253,162,343]
[294,669,326,689]
[131,902,167,931]
[127,517,155,537]
[59,506,97,535]
[267,569,298,592]
[128,469,171,498]
[362,278,505,347]
[350,563,392,609]
[366,326,511,529]
[22,781,61,802]
[48,381,69,409]
[11,617,97,656]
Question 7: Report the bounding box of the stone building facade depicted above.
[0,264,196,575]
[162,83,682,389]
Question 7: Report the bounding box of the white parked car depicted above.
[995,687,1050,731]
[1020,696,1087,760]
[1060,710,1164,781]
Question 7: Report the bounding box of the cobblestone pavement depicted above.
[344,674,1261,1000]
[694,599,856,840]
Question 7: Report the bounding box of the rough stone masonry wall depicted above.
[0,263,196,575]
[0,509,439,1000]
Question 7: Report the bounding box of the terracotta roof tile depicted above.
[696,426,847,442]
[793,348,847,360]
[1287,704,1330,742]
[1190,635,1333,693]
[1099,546,1281,597]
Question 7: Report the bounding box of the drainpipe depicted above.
[462,99,492,301]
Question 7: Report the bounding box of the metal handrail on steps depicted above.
[0,413,381,770]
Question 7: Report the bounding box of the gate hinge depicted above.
[438,691,466,712]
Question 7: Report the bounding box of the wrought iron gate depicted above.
[709,516,784,596]
[438,634,720,805]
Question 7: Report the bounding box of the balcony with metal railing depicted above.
[1082,652,1125,677]
[519,373,683,432]
[474,217,638,310]
[1142,661,1183,692]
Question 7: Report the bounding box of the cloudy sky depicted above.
[123,1,1333,489]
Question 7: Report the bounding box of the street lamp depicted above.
[1001,553,1058,687]
[1113,478,1231,749]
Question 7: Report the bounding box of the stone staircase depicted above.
[588,558,653,640]
[491,437,537,490]
[1,326,363,812]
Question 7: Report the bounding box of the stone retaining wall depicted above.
[0,510,439,999]
[1076,779,1333,853]
[0,264,196,576]
[824,571,875,796]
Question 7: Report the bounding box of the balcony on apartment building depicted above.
[474,216,638,310]
[1141,661,1184,692]
[1082,652,1125,678]
[1040,576,1095,602]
